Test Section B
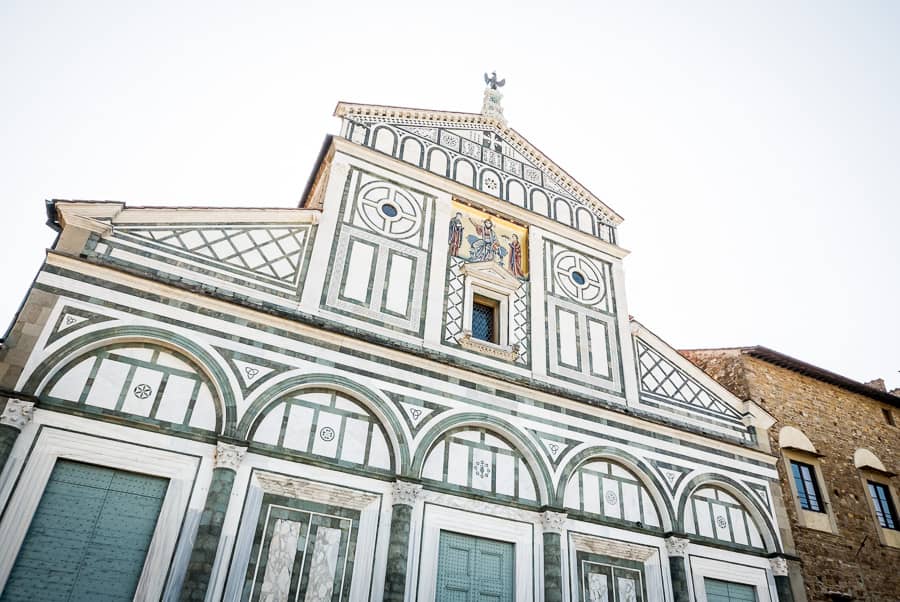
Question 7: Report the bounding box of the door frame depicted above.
[417,503,535,602]
[0,426,199,601]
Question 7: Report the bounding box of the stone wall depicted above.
[684,349,900,602]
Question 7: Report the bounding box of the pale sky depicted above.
[2,1,898,389]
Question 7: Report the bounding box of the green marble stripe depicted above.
[31,276,775,474]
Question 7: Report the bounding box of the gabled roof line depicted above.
[334,101,624,225]
[740,346,900,408]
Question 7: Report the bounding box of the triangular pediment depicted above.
[334,102,622,242]
[630,320,746,427]
[461,259,522,292]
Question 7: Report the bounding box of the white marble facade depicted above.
[0,92,793,602]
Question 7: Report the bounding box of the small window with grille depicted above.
[471,295,499,344]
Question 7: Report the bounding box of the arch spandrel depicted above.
[238,373,409,474]
[412,413,553,506]
[248,387,395,474]
[677,474,781,553]
[24,325,236,435]
[554,446,674,531]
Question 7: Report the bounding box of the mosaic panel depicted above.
[564,460,661,529]
[421,428,539,505]
[250,389,393,473]
[684,487,764,549]
[43,343,218,431]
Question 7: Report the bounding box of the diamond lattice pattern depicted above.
[128,227,308,284]
[636,339,740,419]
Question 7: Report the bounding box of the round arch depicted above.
[24,324,236,435]
[677,473,781,553]
[554,446,675,530]
[238,373,409,474]
[412,412,553,506]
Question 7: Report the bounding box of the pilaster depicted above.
[0,399,34,472]
[179,442,246,602]
[665,536,690,602]
[770,556,795,602]
[541,511,567,602]
[383,481,423,602]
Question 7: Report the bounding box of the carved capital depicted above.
[540,511,568,534]
[0,399,35,431]
[392,481,423,507]
[665,536,690,557]
[215,442,247,471]
[769,556,789,576]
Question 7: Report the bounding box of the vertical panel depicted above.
[340,240,376,303]
[303,527,342,602]
[557,309,579,368]
[384,252,414,316]
[259,519,303,601]
[588,320,611,378]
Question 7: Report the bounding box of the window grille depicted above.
[790,461,823,512]
[472,297,497,343]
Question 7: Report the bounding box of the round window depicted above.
[571,270,586,285]
[381,203,398,218]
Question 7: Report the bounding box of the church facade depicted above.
[0,85,796,601]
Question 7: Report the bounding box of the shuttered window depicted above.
[704,578,757,602]
[436,531,514,602]
[1,460,168,602]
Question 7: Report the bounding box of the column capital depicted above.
[769,556,789,576]
[540,510,568,534]
[665,536,690,557]
[214,441,247,471]
[392,481,423,506]
[0,399,35,431]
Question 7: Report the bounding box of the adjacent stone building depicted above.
[683,347,900,602]
[0,84,796,601]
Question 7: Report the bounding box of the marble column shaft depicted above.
[382,481,421,602]
[542,531,563,602]
[179,443,245,602]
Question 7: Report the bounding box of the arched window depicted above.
[249,388,393,473]
[563,459,661,528]
[684,486,765,549]
[44,343,219,431]
[421,427,539,505]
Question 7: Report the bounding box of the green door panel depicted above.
[436,531,514,602]
[705,578,758,602]
[0,460,168,602]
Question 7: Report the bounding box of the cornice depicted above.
[334,101,624,226]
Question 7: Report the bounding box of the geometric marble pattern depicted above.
[684,487,764,549]
[443,257,466,344]
[119,225,311,286]
[43,343,218,431]
[635,338,742,420]
[564,460,661,529]
[344,116,618,243]
[421,428,539,504]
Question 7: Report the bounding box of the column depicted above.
[382,481,422,602]
[0,399,34,472]
[770,557,795,602]
[180,441,246,602]
[666,536,690,602]
[541,511,567,602]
